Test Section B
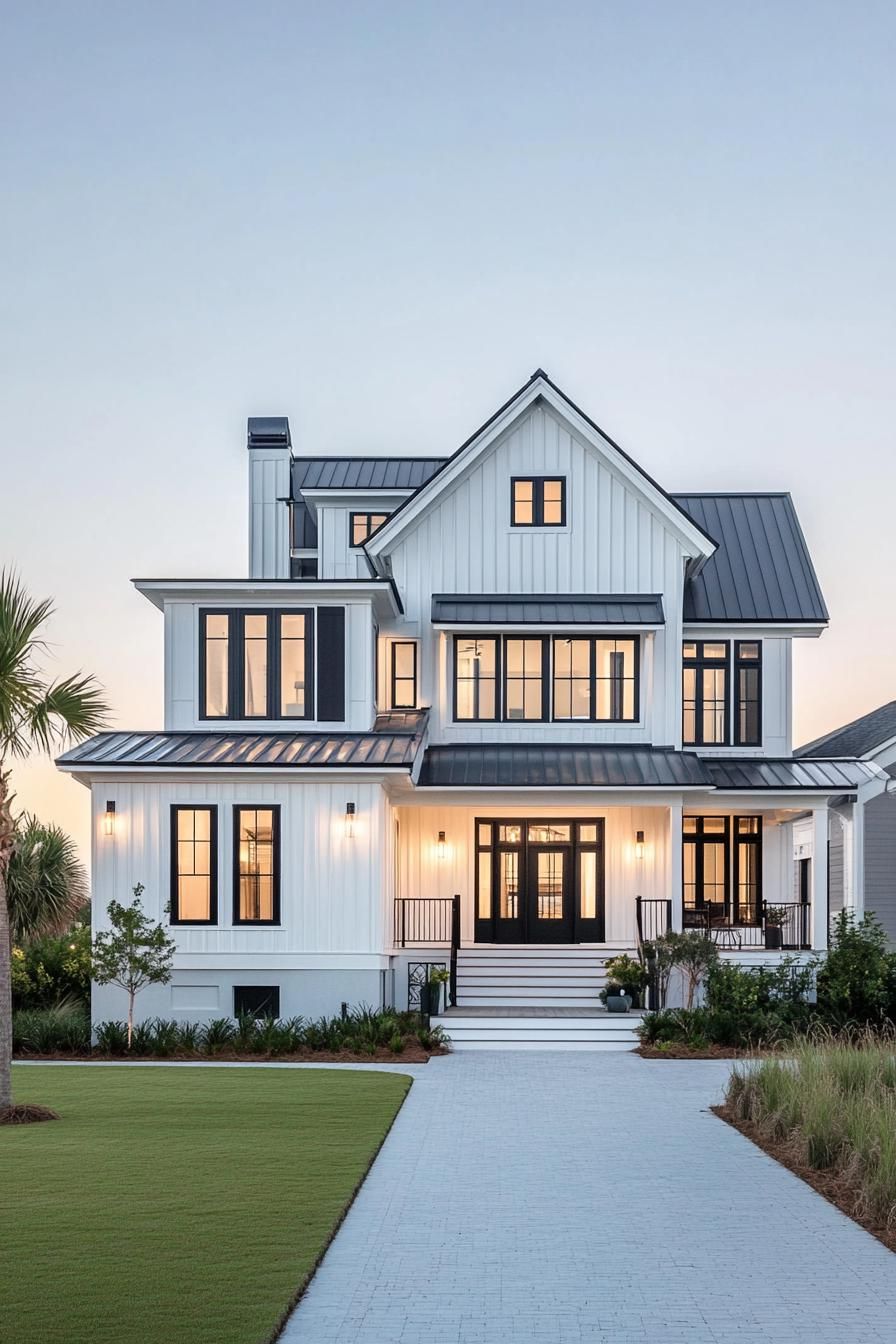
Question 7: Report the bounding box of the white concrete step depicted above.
[433,1010,643,1052]
[453,945,639,1011]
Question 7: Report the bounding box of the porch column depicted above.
[669,803,683,932]
[811,804,829,950]
[851,794,866,917]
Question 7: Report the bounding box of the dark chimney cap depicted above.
[247,417,291,449]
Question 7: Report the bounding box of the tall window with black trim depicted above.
[683,814,762,927]
[390,641,417,709]
[170,806,217,924]
[682,641,729,745]
[734,641,762,746]
[511,477,566,527]
[234,806,280,924]
[454,637,498,720]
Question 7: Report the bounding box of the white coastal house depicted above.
[58,370,886,1047]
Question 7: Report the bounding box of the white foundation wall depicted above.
[394,802,672,946]
[89,774,394,1023]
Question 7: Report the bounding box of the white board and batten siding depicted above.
[378,402,690,746]
[91,777,392,960]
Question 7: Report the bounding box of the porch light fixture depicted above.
[635,829,645,860]
[344,802,356,839]
[437,830,447,861]
[103,801,116,836]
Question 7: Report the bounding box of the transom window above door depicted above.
[453,634,639,723]
[511,477,566,527]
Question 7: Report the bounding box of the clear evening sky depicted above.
[3,2,894,862]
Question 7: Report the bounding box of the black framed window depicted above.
[390,641,417,709]
[200,609,314,721]
[234,985,280,1019]
[350,512,390,547]
[233,806,280,924]
[682,641,729,745]
[734,641,762,746]
[454,636,499,720]
[511,477,566,527]
[201,612,231,718]
[552,636,639,722]
[504,638,548,720]
[683,815,762,927]
[170,806,217,925]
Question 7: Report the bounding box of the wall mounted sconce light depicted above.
[103,801,116,836]
[437,830,447,860]
[344,802,356,839]
[635,829,645,860]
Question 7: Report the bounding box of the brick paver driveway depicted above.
[281,1051,896,1342]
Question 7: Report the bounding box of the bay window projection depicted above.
[455,637,498,720]
[170,806,217,924]
[682,641,729,745]
[234,807,280,923]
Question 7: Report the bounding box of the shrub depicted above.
[11,924,91,1011]
[95,1020,130,1055]
[816,911,896,1025]
[12,1006,90,1055]
[603,954,648,999]
[201,1018,237,1053]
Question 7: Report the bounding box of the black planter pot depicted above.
[764,926,783,950]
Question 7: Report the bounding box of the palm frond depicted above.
[27,672,110,752]
[7,813,89,943]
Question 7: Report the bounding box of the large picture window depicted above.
[233,806,280,924]
[200,609,314,721]
[170,806,217,924]
[455,634,640,723]
[682,641,729,745]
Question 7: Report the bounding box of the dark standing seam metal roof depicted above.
[57,724,426,771]
[431,595,664,625]
[795,701,896,759]
[291,457,446,550]
[418,746,711,788]
[673,494,828,624]
[703,758,884,790]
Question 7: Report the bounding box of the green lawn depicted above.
[2,1064,411,1344]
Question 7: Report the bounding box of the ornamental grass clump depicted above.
[727,1029,896,1229]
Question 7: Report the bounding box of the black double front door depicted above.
[474,819,605,943]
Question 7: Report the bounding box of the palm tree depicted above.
[0,571,108,1114]
[7,814,88,945]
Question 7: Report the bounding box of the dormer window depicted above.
[350,512,390,546]
[511,477,566,527]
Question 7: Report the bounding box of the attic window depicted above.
[351,512,390,547]
[511,477,566,527]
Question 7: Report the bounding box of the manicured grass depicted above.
[3,1064,411,1344]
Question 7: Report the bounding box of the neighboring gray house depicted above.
[797,702,896,938]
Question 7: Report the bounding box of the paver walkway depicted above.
[282,1051,896,1343]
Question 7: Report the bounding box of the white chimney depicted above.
[247,417,292,579]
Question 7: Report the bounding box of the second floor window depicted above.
[201,610,313,721]
[511,477,566,527]
[390,641,418,709]
[454,634,639,723]
[350,512,390,546]
[682,640,763,747]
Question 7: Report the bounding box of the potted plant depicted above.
[763,906,788,950]
[600,982,632,1013]
[427,966,450,1014]
[602,953,648,1009]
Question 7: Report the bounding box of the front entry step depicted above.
[433,1007,643,1052]
[454,944,637,1010]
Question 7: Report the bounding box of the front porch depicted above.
[389,798,829,1013]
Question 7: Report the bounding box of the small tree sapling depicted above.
[91,884,176,1047]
